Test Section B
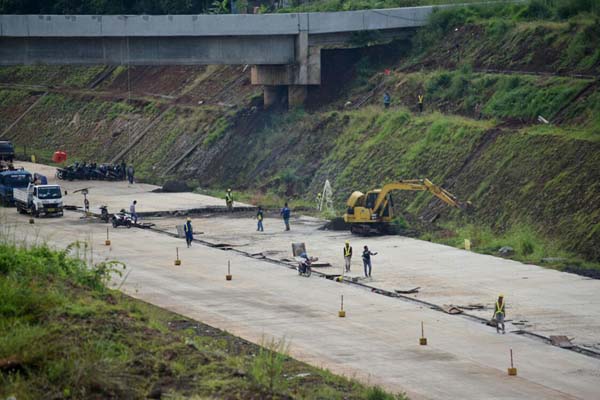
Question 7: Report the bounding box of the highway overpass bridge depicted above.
[0,7,435,106]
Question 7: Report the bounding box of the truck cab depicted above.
[14,183,63,217]
[0,169,32,206]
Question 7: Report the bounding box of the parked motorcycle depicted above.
[56,162,126,182]
[111,210,133,228]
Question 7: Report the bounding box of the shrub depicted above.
[520,238,535,256]
[556,0,600,19]
[249,337,289,394]
[426,72,452,94]
[518,0,555,20]
[366,385,406,400]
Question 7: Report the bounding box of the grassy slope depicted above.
[0,242,405,400]
[0,3,599,268]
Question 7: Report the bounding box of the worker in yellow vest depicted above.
[418,93,424,113]
[256,206,264,232]
[225,189,233,212]
[494,294,506,334]
[343,241,353,273]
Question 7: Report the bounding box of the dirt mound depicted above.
[321,217,349,231]
[161,180,191,193]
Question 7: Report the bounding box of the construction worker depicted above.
[343,241,352,273]
[184,217,194,247]
[362,245,377,278]
[494,294,506,334]
[130,200,138,224]
[280,202,291,231]
[225,189,234,211]
[383,91,391,109]
[417,93,424,113]
[127,165,135,184]
[256,206,264,232]
[120,160,127,180]
[316,192,322,210]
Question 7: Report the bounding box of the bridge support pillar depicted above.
[251,30,321,109]
[263,85,285,109]
[288,85,307,108]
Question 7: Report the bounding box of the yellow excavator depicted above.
[343,179,470,234]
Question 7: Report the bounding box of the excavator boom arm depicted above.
[373,179,465,213]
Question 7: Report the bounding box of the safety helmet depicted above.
[499,294,504,298]
[345,241,349,245]
[227,188,232,192]
[187,217,191,221]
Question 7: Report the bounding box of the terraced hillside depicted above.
[1,2,599,269]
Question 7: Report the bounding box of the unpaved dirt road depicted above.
[2,162,600,399]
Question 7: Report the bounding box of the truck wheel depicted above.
[112,219,118,228]
[126,220,132,229]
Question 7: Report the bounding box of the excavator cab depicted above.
[365,190,393,220]
[365,190,379,209]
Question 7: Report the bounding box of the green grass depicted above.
[0,66,107,88]
[377,69,593,123]
[280,0,600,22]
[280,0,502,13]
[202,116,230,147]
[425,222,600,276]
[0,89,30,107]
[62,66,106,88]
[0,241,408,399]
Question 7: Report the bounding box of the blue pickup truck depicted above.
[0,169,32,206]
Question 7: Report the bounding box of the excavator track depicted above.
[350,223,390,236]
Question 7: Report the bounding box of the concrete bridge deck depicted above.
[0,7,430,38]
[0,5,450,106]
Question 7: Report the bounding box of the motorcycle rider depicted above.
[298,251,311,275]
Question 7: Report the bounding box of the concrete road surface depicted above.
[2,208,600,400]
[14,161,252,213]
[151,213,600,350]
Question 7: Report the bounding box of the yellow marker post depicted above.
[508,348,518,376]
[226,260,232,281]
[419,321,428,345]
[174,247,181,266]
[105,227,111,246]
[338,295,346,318]
[464,239,471,251]
[31,154,36,163]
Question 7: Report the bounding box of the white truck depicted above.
[14,183,63,217]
